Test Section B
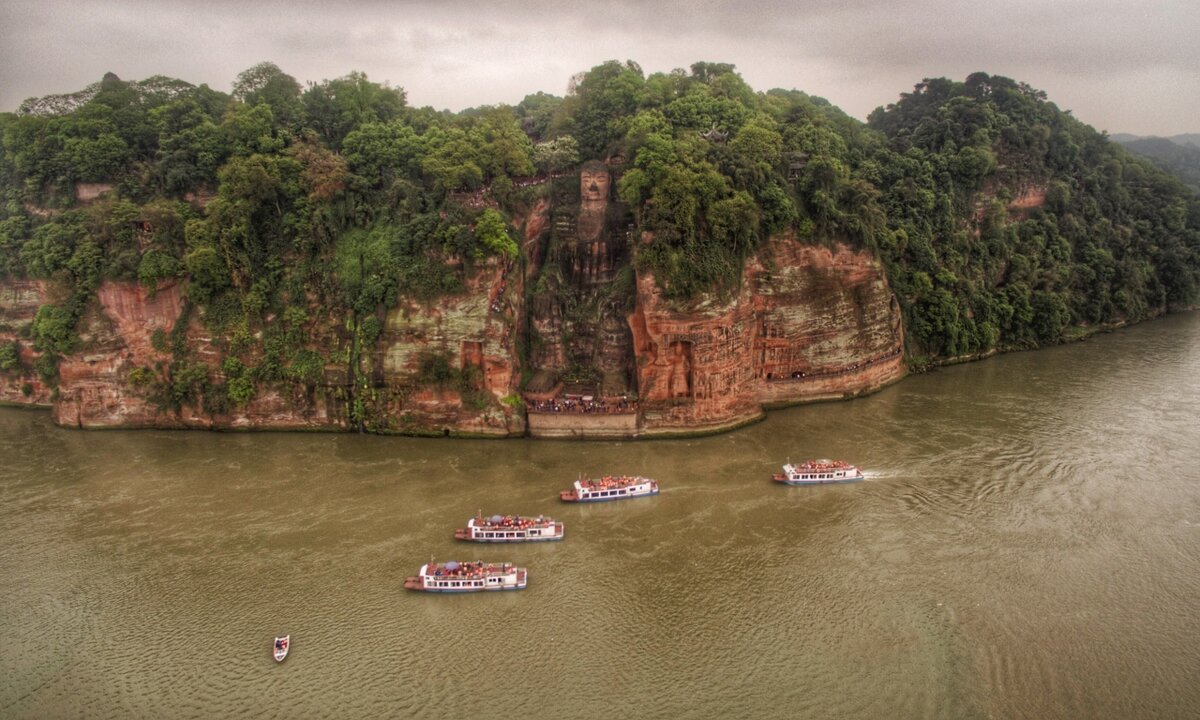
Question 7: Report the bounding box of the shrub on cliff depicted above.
[30,304,78,355]
[0,341,21,372]
[137,248,182,294]
[474,209,517,260]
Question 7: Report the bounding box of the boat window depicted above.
[516,532,525,538]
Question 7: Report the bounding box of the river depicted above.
[2,312,1199,719]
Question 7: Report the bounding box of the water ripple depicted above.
[1,313,1200,718]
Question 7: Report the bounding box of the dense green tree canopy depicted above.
[0,61,1196,397]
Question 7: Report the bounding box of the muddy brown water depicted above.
[2,313,1199,719]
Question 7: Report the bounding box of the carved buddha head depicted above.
[580,161,610,204]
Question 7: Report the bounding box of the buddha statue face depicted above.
[580,165,610,204]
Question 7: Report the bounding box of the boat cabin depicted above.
[425,576,508,590]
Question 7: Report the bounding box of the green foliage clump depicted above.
[128,366,156,386]
[31,304,78,355]
[149,328,168,353]
[220,356,255,406]
[286,349,325,385]
[474,209,518,259]
[169,363,210,409]
[360,315,383,345]
[0,341,21,372]
[137,248,182,292]
[227,376,254,406]
[33,353,58,384]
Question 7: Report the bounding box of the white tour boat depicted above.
[404,560,527,593]
[772,459,865,485]
[454,513,564,542]
[560,475,659,503]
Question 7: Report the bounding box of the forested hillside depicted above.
[1116,136,1200,193]
[868,74,1200,358]
[1,62,1197,421]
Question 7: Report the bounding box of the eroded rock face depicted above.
[748,239,905,408]
[0,280,53,406]
[49,280,347,430]
[630,236,906,435]
[54,281,181,428]
[630,275,764,433]
[0,264,522,433]
[374,257,523,436]
[0,165,906,437]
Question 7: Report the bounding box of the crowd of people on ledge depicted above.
[509,170,571,189]
[528,396,637,414]
[767,346,904,382]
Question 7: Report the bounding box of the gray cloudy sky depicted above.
[2,0,1197,135]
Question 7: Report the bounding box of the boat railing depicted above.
[785,463,856,474]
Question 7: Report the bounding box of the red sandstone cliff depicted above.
[0,280,54,406]
[0,228,905,437]
[371,256,523,436]
[51,280,348,430]
[0,266,522,434]
[629,235,905,436]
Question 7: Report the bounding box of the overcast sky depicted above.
[1,0,1197,135]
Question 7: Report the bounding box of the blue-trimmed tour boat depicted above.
[455,513,564,542]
